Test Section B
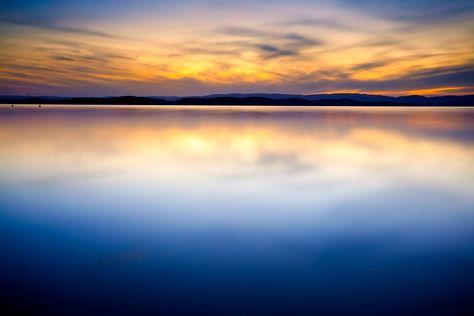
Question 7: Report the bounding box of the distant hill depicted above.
[1,94,473,106]
[199,93,396,103]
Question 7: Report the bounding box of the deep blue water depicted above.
[1,105,473,315]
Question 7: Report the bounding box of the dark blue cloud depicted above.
[0,14,121,38]
[338,0,474,23]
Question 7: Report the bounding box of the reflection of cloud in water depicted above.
[257,151,313,173]
[0,106,472,220]
[0,107,473,200]
[17,170,127,186]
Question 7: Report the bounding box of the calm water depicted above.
[1,105,473,315]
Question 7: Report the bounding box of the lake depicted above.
[1,105,473,315]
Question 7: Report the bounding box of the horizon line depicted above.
[2,92,474,99]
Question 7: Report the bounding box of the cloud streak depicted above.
[0,0,473,96]
[0,15,123,39]
[216,26,323,59]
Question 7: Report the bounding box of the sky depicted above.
[0,0,473,96]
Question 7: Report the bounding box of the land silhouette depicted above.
[1,93,473,106]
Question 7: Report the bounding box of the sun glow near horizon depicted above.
[0,0,473,96]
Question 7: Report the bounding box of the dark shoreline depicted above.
[1,94,474,107]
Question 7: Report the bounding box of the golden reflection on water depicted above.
[1,106,473,205]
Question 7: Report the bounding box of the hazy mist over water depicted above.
[1,105,474,315]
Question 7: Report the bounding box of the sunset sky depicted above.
[1,0,473,96]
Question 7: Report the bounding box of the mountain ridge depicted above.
[1,93,473,106]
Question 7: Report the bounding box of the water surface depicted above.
[1,105,474,315]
